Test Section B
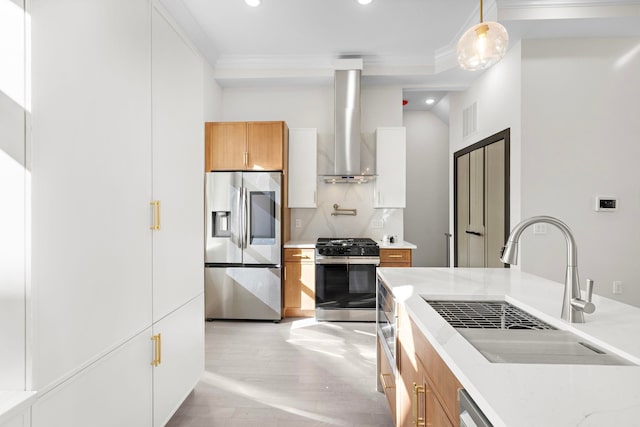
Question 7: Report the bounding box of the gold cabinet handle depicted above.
[379,372,394,390]
[244,151,249,167]
[151,333,162,366]
[150,201,161,230]
[283,266,287,281]
[388,254,403,258]
[413,382,426,427]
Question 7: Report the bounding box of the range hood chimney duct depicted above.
[324,59,372,184]
[334,68,361,176]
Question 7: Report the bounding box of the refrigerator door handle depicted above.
[243,187,249,249]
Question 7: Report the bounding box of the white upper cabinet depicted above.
[288,128,317,208]
[374,127,406,208]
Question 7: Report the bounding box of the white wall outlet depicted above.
[613,281,623,294]
[295,219,302,228]
[372,219,383,229]
[533,223,547,235]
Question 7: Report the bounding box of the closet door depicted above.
[152,295,205,426]
[31,330,153,427]
[468,148,486,267]
[30,0,152,390]
[485,140,506,267]
[454,131,509,268]
[456,154,470,268]
[151,7,204,322]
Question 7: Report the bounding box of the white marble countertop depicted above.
[377,267,640,427]
[283,240,316,249]
[0,391,36,424]
[377,240,417,249]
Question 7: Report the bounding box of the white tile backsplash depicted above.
[290,179,403,241]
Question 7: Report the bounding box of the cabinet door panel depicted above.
[151,7,204,321]
[375,127,406,208]
[288,128,317,207]
[206,122,246,171]
[31,330,153,427]
[153,295,205,426]
[247,122,284,170]
[31,0,152,390]
[0,0,26,390]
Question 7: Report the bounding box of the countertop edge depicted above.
[0,391,37,424]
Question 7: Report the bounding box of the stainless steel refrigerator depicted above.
[204,171,282,320]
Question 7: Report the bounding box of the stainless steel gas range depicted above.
[314,238,380,321]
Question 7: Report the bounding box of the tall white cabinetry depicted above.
[288,128,317,208]
[374,127,406,208]
[0,0,27,391]
[30,1,204,426]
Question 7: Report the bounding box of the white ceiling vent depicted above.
[462,102,477,139]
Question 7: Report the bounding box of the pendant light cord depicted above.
[480,0,484,23]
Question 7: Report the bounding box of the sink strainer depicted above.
[425,300,556,330]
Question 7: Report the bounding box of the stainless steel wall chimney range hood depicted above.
[322,59,374,184]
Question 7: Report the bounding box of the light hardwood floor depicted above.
[167,319,394,427]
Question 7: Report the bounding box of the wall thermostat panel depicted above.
[594,196,617,211]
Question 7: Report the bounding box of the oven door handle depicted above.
[316,257,380,266]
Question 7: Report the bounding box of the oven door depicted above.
[315,257,378,318]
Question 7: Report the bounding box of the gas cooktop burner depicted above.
[317,237,377,246]
[316,237,379,256]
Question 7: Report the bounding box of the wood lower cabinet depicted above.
[380,248,412,267]
[283,248,315,317]
[396,305,461,427]
[205,121,288,172]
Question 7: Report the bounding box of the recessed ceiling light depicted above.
[425,98,436,105]
[357,0,373,5]
[245,0,261,7]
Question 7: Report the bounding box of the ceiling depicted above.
[159,0,640,110]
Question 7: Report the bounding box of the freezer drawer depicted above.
[205,267,282,320]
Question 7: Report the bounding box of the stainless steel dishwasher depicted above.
[459,389,493,427]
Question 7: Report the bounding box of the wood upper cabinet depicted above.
[283,248,315,317]
[380,248,412,267]
[206,122,246,171]
[205,121,288,172]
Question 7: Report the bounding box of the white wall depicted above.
[0,0,27,390]
[449,37,640,307]
[203,64,223,121]
[222,84,406,241]
[449,42,522,261]
[403,111,449,267]
[520,38,640,306]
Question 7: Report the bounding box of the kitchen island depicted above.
[377,267,640,427]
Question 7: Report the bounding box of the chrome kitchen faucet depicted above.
[500,216,596,323]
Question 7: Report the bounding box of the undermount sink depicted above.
[424,299,635,366]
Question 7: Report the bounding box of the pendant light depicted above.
[456,0,509,71]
